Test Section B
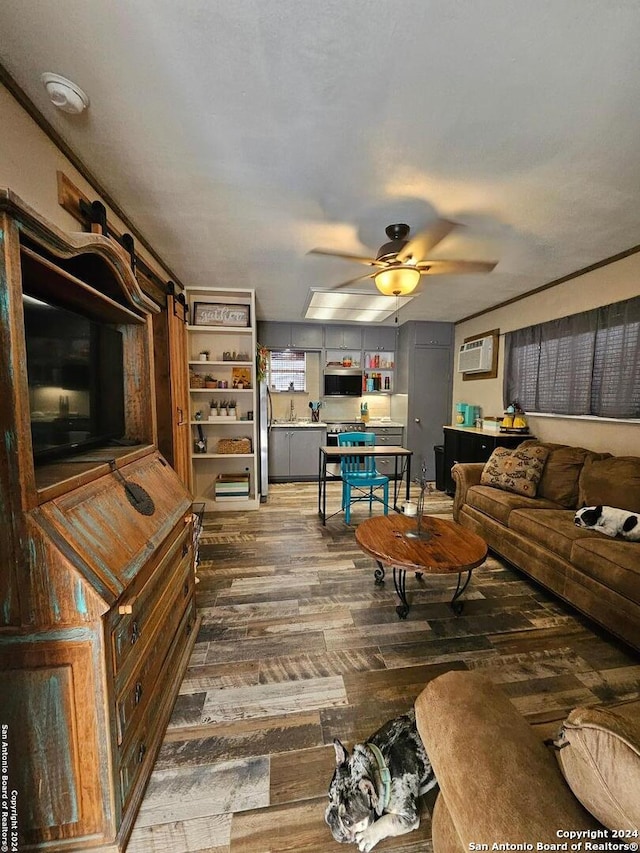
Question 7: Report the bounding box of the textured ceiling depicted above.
[1,0,640,324]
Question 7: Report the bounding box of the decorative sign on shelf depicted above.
[192,302,250,327]
[231,367,252,389]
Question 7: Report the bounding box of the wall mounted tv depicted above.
[23,294,125,464]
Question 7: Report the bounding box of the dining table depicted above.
[317,444,413,524]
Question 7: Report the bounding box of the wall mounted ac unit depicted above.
[457,336,493,373]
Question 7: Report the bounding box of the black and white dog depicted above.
[574,505,640,541]
[325,710,436,851]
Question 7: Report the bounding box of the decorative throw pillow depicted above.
[554,705,640,830]
[519,440,594,508]
[480,445,549,497]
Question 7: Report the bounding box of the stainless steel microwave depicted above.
[323,368,363,397]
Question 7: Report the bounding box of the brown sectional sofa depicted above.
[452,440,640,651]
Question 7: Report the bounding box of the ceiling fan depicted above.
[309,220,497,296]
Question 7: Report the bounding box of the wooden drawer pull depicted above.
[134,681,143,705]
[130,621,141,645]
[137,743,146,764]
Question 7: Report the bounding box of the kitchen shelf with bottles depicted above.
[324,349,362,369]
[185,286,259,510]
[363,350,394,393]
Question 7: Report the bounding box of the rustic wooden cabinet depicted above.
[0,190,198,853]
[153,286,191,488]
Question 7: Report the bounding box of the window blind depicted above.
[504,295,640,419]
[268,350,307,392]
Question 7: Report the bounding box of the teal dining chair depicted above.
[338,432,389,524]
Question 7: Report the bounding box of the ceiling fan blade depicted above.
[417,259,498,275]
[329,272,376,290]
[396,219,459,263]
[308,248,387,267]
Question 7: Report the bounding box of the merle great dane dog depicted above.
[325,710,437,851]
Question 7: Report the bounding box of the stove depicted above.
[326,422,362,436]
[325,423,363,476]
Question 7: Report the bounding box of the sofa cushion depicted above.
[508,509,596,561]
[555,704,640,831]
[571,538,640,605]
[519,441,596,508]
[579,455,640,513]
[480,444,549,497]
[467,485,561,526]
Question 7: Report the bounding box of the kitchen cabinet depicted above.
[269,426,327,481]
[363,326,397,351]
[365,425,404,479]
[403,320,453,347]
[396,322,454,479]
[324,324,363,350]
[0,190,197,853]
[186,287,259,510]
[443,426,531,496]
[258,321,323,350]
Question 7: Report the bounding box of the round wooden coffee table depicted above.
[355,514,488,618]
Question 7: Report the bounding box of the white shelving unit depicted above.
[185,287,259,511]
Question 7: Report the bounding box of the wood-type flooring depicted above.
[129,482,640,853]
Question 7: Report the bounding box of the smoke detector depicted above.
[41,73,89,114]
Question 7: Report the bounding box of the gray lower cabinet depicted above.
[269,427,326,480]
[365,426,404,480]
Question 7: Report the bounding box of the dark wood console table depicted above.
[443,426,532,495]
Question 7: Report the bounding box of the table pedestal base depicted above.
[375,561,473,619]
[451,569,473,616]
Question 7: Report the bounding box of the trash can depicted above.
[434,445,445,492]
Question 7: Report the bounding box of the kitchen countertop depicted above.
[443,424,530,437]
[271,421,328,428]
[364,420,404,428]
[270,420,405,429]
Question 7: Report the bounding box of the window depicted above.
[504,295,640,419]
[268,350,307,392]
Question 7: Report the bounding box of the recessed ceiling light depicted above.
[41,72,89,114]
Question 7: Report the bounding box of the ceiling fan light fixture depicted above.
[374,265,421,296]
